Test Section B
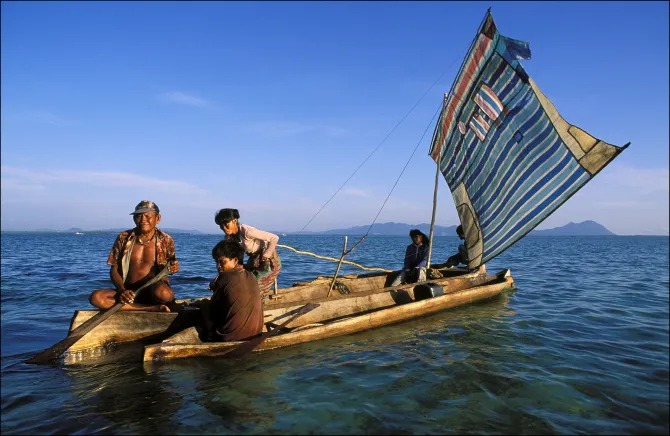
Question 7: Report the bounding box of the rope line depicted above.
[277,244,391,272]
[297,67,455,235]
[354,101,444,243]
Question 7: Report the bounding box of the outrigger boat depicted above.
[33,9,628,365]
[62,263,493,363]
[140,8,628,362]
[144,270,514,361]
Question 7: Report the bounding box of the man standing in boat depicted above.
[391,229,430,286]
[89,200,180,312]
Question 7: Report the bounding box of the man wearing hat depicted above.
[89,200,180,312]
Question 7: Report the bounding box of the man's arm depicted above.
[109,265,125,292]
[164,234,180,274]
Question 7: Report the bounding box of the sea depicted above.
[1,232,668,435]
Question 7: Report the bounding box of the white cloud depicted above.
[340,187,369,198]
[158,91,212,108]
[0,166,209,196]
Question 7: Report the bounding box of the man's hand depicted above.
[168,259,180,274]
[117,289,136,305]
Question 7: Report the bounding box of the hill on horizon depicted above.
[2,220,617,236]
[291,220,616,236]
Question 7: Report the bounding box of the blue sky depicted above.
[2,1,668,235]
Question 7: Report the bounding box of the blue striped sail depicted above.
[429,11,629,269]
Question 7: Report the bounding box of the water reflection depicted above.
[65,360,184,434]
[143,356,284,432]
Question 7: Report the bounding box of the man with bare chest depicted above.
[89,200,180,312]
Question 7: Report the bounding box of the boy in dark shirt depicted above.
[206,239,264,341]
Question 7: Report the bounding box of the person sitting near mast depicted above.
[445,225,469,268]
[391,229,430,286]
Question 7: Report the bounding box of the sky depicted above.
[1,1,668,236]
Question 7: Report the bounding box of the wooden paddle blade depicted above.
[25,302,124,364]
[225,303,320,359]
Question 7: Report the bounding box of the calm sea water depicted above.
[1,232,668,435]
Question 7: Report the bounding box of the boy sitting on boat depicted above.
[391,229,429,286]
[203,239,264,342]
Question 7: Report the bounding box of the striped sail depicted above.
[429,11,629,269]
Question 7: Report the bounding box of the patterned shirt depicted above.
[107,228,178,271]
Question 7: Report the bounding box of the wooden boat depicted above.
[61,264,492,362]
[140,9,629,363]
[143,270,514,361]
[38,10,628,366]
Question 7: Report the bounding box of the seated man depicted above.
[89,200,180,312]
[445,225,469,268]
[391,229,430,286]
[205,238,264,341]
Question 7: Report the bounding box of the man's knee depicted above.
[153,283,174,303]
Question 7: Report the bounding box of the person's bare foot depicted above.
[146,304,170,312]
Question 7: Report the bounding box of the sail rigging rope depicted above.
[276,244,391,272]
[297,67,455,236]
[275,103,441,273]
[291,55,461,267]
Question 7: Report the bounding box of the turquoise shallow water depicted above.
[1,233,668,434]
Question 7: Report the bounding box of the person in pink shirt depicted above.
[214,208,282,295]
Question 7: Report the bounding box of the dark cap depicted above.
[215,208,240,225]
[130,200,160,215]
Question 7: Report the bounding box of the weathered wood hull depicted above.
[143,272,515,362]
[263,264,482,304]
[64,265,489,358]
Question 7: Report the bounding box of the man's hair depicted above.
[211,239,244,263]
[214,208,240,225]
[456,225,465,238]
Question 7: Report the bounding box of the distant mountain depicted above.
[2,222,615,236]
[301,222,458,236]
[295,220,616,236]
[529,220,615,236]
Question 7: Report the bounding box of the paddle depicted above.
[224,302,320,359]
[26,266,171,364]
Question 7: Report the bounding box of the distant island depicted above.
[1,220,618,236]
[291,220,616,236]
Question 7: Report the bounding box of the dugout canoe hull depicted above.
[143,271,515,362]
[63,265,489,356]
